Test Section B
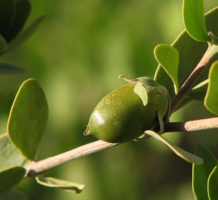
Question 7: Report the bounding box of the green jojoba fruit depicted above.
[84,76,170,143]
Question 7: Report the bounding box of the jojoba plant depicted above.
[84,76,170,142]
[0,0,218,199]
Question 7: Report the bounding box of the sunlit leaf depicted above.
[0,189,28,200]
[155,7,218,105]
[0,134,25,169]
[192,144,217,200]
[0,166,25,193]
[36,176,85,193]
[183,0,209,42]
[0,63,23,73]
[7,0,31,42]
[204,61,218,115]
[145,130,203,164]
[8,15,45,51]
[154,44,179,93]
[208,166,218,200]
[8,78,49,160]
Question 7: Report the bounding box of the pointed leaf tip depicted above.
[8,78,48,160]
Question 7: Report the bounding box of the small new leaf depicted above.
[36,176,85,193]
[154,44,179,93]
[208,166,218,200]
[8,78,48,160]
[145,130,203,164]
[192,144,217,200]
[183,0,209,42]
[0,166,25,193]
[204,61,218,115]
[133,83,148,106]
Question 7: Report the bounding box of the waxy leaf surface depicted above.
[204,61,218,115]
[183,0,209,42]
[192,144,217,200]
[8,79,48,160]
[154,44,179,93]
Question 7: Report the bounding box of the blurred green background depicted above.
[0,0,218,199]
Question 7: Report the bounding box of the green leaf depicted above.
[204,61,218,115]
[7,0,31,42]
[0,0,15,41]
[8,78,49,160]
[0,166,25,193]
[0,63,24,73]
[7,15,45,51]
[0,134,25,169]
[155,7,218,105]
[208,166,218,200]
[36,176,85,193]
[183,0,209,42]
[192,144,217,200]
[145,130,203,164]
[133,82,148,106]
[0,35,7,54]
[0,190,28,200]
[154,44,179,93]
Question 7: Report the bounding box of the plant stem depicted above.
[170,44,218,114]
[24,117,218,178]
[164,117,218,132]
[25,140,118,177]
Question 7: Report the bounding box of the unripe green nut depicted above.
[84,76,170,143]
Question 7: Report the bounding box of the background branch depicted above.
[24,117,218,178]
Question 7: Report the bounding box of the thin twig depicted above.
[164,117,218,132]
[25,140,118,177]
[24,117,218,178]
